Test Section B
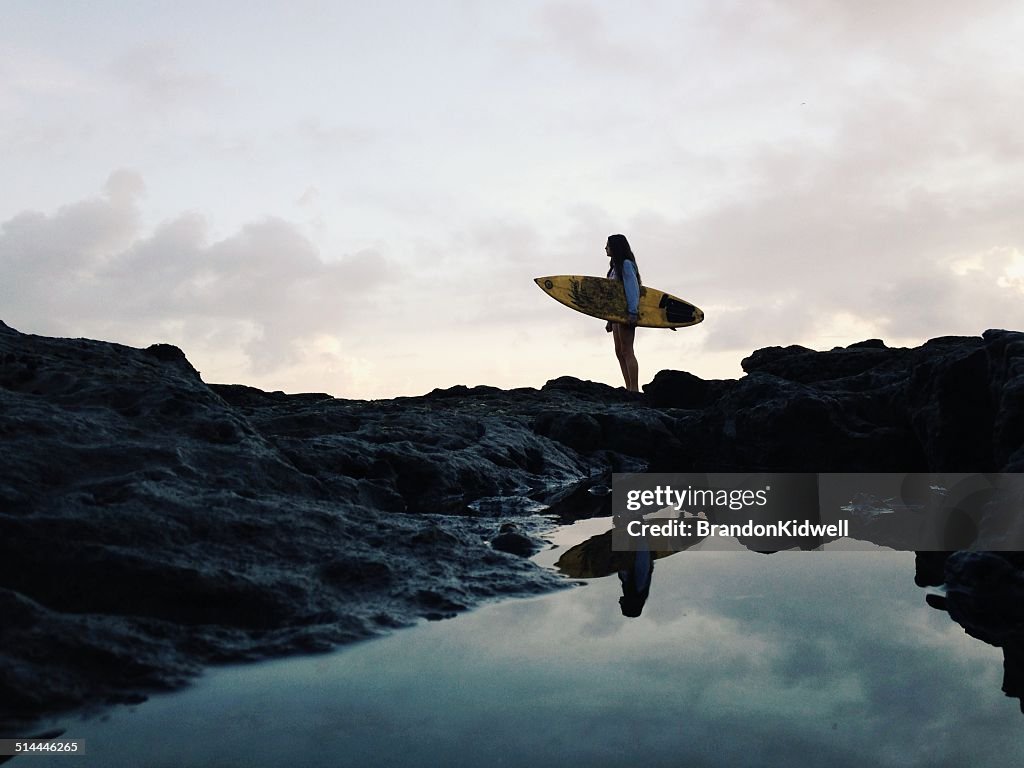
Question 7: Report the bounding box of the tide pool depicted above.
[25,519,1022,767]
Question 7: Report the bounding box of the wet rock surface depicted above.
[2,320,1024,729]
[0,322,645,730]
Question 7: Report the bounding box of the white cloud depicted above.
[107,44,225,110]
[525,1,650,73]
[0,172,394,387]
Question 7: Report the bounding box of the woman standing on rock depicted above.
[605,234,641,392]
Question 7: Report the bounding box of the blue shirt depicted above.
[609,260,641,315]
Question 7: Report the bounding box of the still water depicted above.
[27,518,1024,767]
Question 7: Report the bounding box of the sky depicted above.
[2,0,1023,398]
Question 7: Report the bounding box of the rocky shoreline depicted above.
[2,319,1024,730]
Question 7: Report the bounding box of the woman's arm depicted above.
[621,260,640,320]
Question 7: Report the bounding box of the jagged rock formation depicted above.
[644,330,1024,472]
[2,319,1023,729]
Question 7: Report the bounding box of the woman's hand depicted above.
[627,312,638,327]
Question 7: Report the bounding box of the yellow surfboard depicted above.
[534,275,704,329]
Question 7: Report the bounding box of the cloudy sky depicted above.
[3,1,1023,398]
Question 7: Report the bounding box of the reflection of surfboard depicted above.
[534,275,704,329]
[554,529,683,578]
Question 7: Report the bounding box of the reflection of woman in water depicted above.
[604,234,641,392]
[619,548,654,618]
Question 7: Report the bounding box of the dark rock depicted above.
[982,330,1024,470]
[533,411,603,452]
[209,383,332,407]
[594,410,682,463]
[659,332,1024,473]
[319,558,393,589]
[924,551,1024,712]
[643,370,730,409]
[425,384,503,399]
[741,344,815,373]
[906,345,995,471]
[741,343,899,384]
[541,376,630,400]
[491,525,543,557]
[143,343,201,380]
[4,322,1024,730]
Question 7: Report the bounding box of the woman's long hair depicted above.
[607,233,641,284]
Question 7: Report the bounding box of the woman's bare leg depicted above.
[612,324,640,392]
[622,324,639,392]
[612,325,628,385]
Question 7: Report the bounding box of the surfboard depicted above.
[534,275,704,329]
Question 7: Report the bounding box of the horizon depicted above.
[3,1,1024,399]
[0,314,1015,401]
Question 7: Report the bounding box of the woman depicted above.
[604,233,641,392]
